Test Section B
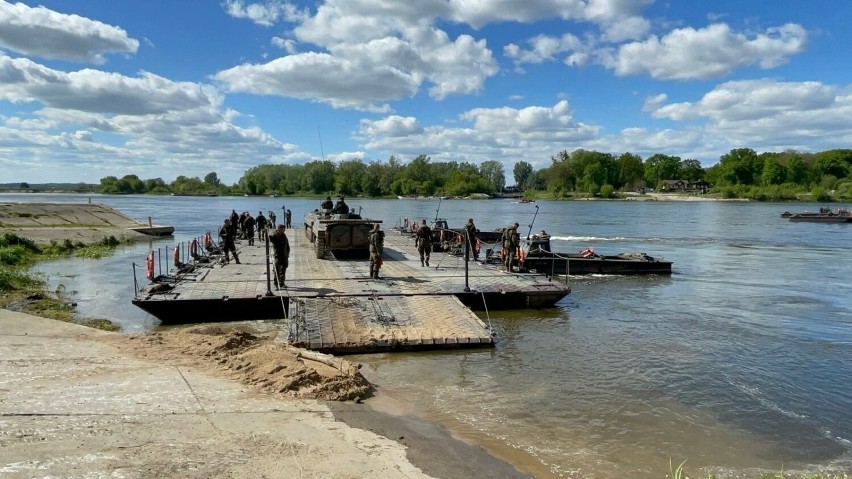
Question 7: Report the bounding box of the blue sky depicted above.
[1,0,850,184]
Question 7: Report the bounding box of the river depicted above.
[7,192,851,478]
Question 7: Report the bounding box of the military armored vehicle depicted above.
[303,209,381,259]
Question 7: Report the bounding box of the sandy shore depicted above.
[0,201,172,244]
[0,310,529,478]
[622,192,748,201]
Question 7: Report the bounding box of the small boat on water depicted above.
[520,235,673,275]
[392,218,672,275]
[781,208,852,223]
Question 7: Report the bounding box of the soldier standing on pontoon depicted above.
[415,219,433,267]
[270,224,290,288]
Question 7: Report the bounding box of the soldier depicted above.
[238,211,248,238]
[415,219,433,267]
[463,217,478,261]
[243,213,256,246]
[321,196,334,210]
[255,211,268,241]
[268,210,277,228]
[230,209,239,234]
[368,223,384,279]
[285,209,292,229]
[332,196,349,215]
[219,218,240,264]
[270,224,290,288]
[501,222,520,272]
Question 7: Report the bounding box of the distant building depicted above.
[693,179,710,192]
[660,179,688,191]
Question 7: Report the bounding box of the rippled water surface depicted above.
[9,193,852,478]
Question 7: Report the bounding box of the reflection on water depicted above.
[8,193,852,478]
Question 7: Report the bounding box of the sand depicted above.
[113,326,371,402]
[0,310,530,478]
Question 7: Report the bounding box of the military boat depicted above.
[303,208,381,259]
[781,208,852,223]
[520,235,672,275]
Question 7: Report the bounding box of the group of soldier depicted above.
[321,196,350,215]
[216,198,524,290]
[413,218,522,272]
[219,208,292,288]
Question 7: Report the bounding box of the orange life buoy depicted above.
[190,239,198,256]
[475,238,482,254]
[580,247,595,258]
[456,233,463,245]
[519,246,526,263]
[146,252,154,281]
[204,232,213,248]
[499,248,506,260]
[173,246,180,267]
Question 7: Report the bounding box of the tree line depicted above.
[97,148,852,201]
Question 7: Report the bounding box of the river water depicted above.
[7,193,851,478]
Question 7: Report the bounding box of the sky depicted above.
[1,0,851,185]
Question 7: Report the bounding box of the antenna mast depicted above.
[317,126,325,161]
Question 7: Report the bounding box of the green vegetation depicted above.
[0,233,121,331]
[96,147,851,202]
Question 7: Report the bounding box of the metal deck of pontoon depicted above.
[132,229,570,353]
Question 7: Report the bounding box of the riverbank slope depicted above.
[0,309,528,478]
[0,202,172,244]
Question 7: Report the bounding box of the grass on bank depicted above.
[0,233,125,331]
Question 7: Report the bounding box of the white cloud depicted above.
[0,1,138,63]
[606,23,807,80]
[448,0,650,29]
[271,36,297,53]
[0,54,309,182]
[461,100,595,138]
[600,15,650,42]
[358,100,600,171]
[217,14,498,109]
[360,116,424,137]
[504,33,586,65]
[213,51,417,112]
[647,79,852,150]
[0,54,220,115]
[222,0,300,26]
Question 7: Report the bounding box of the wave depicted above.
[548,235,627,242]
[728,379,808,420]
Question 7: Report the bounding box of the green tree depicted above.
[784,154,808,184]
[546,150,576,195]
[479,160,506,193]
[170,175,206,194]
[204,172,221,187]
[760,154,785,186]
[335,160,366,196]
[513,161,534,189]
[680,159,705,183]
[718,148,760,185]
[301,161,336,193]
[144,177,170,194]
[99,176,119,193]
[644,153,681,186]
[813,149,850,179]
[615,153,644,190]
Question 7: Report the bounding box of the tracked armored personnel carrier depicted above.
[303,208,381,259]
